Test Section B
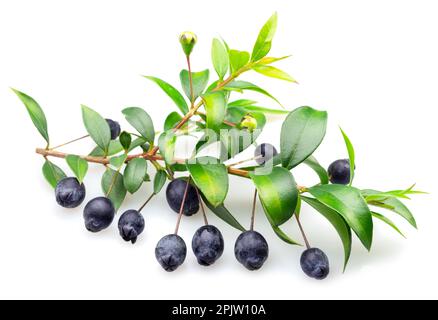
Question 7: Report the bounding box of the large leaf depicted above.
[201,195,246,232]
[153,170,167,194]
[144,76,189,114]
[250,167,298,226]
[81,105,111,154]
[280,106,328,169]
[251,12,278,62]
[13,89,50,145]
[42,160,67,188]
[122,107,155,143]
[303,155,329,185]
[65,155,88,184]
[158,132,176,164]
[229,50,250,73]
[202,91,226,132]
[224,80,281,106]
[187,157,229,207]
[340,128,355,185]
[253,65,297,83]
[211,38,229,79]
[308,184,373,250]
[372,212,405,238]
[302,196,352,269]
[124,158,147,194]
[164,112,183,131]
[101,168,127,210]
[180,69,210,101]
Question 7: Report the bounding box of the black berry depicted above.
[328,159,352,185]
[192,225,224,266]
[155,234,187,272]
[254,143,278,165]
[166,178,199,216]
[234,231,269,270]
[83,197,115,232]
[118,209,145,244]
[106,119,121,140]
[300,248,330,280]
[55,177,86,208]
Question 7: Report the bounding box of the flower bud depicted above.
[179,31,197,56]
[240,114,258,132]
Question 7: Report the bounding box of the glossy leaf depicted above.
[303,155,329,185]
[250,167,298,226]
[164,112,183,131]
[144,76,189,114]
[119,131,131,151]
[180,69,210,101]
[81,105,111,154]
[202,91,226,132]
[122,107,155,143]
[124,158,147,194]
[271,224,301,245]
[223,80,282,106]
[340,128,355,185]
[251,12,278,61]
[372,212,405,238]
[101,168,127,210]
[211,38,229,79]
[42,160,67,188]
[158,132,176,164]
[153,170,167,194]
[308,184,373,250]
[280,106,328,169]
[187,157,229,207]
[253,65,297,82]
[109,154,127,169]
[13,89,50,145]
[229,50,250,73]
[202,195,246,232]
[65,155,88,184]
[302,196,352,269]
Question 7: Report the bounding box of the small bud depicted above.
[240,114,258,132]
[179,31,197,56]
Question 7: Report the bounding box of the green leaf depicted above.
[109,154,127,169]
[250,167,298,226]
[228,99,258,108]
[144,76,189,114]
[81,105,111,154]
[242,105,289,115]
[153,170,167,194]
[340,128,355,185]
[101,168,127,210]
[372,211,405,238]
[119,131,132,151]
[280,106,328,169]
[251,12,278,62]
[362,185,426,201]
[271,224,301,245]
[223,80,282,106]
[201,195,246,232]
[158,132,176,164]
[187,157,228,207]
[65,155,88,184]
[89,138,146,157]
[42,160,67,188]
[229,50,250,73]
[202,91,226,132]
[302,196,352,269]
[180,69,210,101]
[12,89,50,145]
[164,112,183,131]
[308,184,373,250]
[122,107,155,143]
[253,65,297,83]
[124,158,147,194]
[257,55,291,65]
[211,38,229,79]
[303,155,329,185]
[143,173,151,182]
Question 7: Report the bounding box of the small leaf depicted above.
[257,55,291,64]
[308,184,373,250]
[164,112,183,131]
[228,99,258,108]
[303,155,329,185]
[12,89,50,145]
[81,105,111,154]
[144,76,189,114]
[253,65,297,82]
[187,157,229,207]
[158,132,177,164]
[65,155,88,184]
[153,170,167,194]
[101,168,127,210]
[229,50,250,73]
[223,80,282,106]
[202,91,226,132]
[201,195,246,232]
[250,167,298,226]
[340,128,355,185]
[109,154,127,169]
[122,107,155,143]
[143,173,151,182]
[251,12,278,62]
[179,69,210,101]
[89,138,147,157]
[280,106,328,169]
[124,158,148,194]
[211,38,229,79]
[119,131,132,151]
[272,224,301,245]
[42,160,67,188]
[372,211,406,238]
[242,105,289,115]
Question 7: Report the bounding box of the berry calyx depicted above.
[166,178,199,216]
[234,230,269,270]
[328,159,352,185]
[254,143,278,165]
[192,225,224,266]
[118,209,145,244]
[300,248,330,280]
[55,177,86,208]
[155,234,187,272]
[83,197,115,232]
[105,119,121,140]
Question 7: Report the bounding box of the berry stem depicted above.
[195,187,208,225]
[250,189,258,231]
[186,55,195,106]
[174,177,191,235]
[49,134,89,150]
[296,215,311,249]
[138,193,155,212]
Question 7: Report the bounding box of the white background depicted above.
[0,0,437,300]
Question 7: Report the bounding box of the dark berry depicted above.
[234,231,269,270]
[254,143,278,165]
[55,177,86,208]
[118,210,145,244]
[166,178,199,216]
[83,197,115,232]
[106,119,121,140]
[300,248,330,280]
[155,234,187,272]
[192,225,224,266]
[328,159,352,185]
